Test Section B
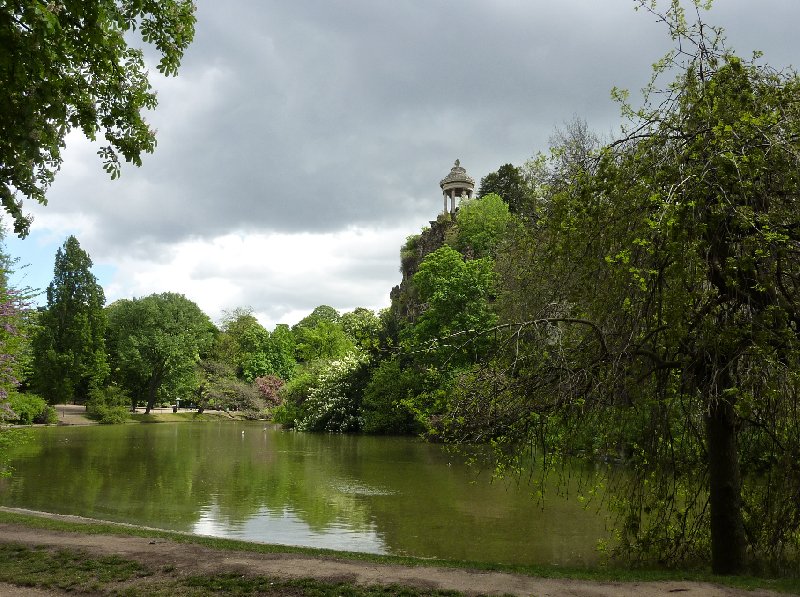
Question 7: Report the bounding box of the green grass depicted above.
[0,509,798,594]
[0,543,149,592]
[0,543,461,596]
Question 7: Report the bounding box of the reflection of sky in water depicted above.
[193,503,386,554]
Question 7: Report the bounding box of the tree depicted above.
[0,1,197,236]
[478,163,528,215]
[292,305,341,331]
[443,2,800,574]
[32,235,107,404]
[106,293,213,414]
[293,306,353,363]
[408,245,496,368]
[263,323,296,380]
[361,357,423,435]
[446,193,512,259]
[340,307,382,353]
[195,358,264,416]
[218,308,271,381]
[213,308,296,382]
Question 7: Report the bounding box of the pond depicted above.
[0,422,612,566]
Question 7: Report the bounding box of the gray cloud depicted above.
[16,0,800,324]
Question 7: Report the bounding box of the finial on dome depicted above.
[454,159,460,167]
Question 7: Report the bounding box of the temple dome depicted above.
[439,159,475,191]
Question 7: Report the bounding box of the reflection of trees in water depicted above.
[1,424,611,565]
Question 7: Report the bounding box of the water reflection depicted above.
[0,422,611,566]
[194,503,386,553]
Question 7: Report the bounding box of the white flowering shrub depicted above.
[296,351,366,432]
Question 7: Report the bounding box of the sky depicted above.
[6,0,800,329]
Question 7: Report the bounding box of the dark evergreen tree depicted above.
[32,236,107,404]
[477,164,527,215]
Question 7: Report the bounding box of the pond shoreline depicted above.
[41,403,250,427]
[0,508,788,597]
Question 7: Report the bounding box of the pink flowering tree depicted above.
[254,375,284,408]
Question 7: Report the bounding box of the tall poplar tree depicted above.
[32,236,107,404]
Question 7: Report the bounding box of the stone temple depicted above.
[439,159,474,214]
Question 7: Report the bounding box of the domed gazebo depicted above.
[439,159,475,214]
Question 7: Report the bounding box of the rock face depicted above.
[390,213,454,323]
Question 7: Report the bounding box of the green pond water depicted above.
[0,422,611,566]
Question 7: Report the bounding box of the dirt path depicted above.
[0,511,787,596]
[53,403,94,426]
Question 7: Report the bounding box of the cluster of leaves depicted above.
[296,351,366,432]
[86,385,130,425]
[254,375,284,407]
[31,236,108,405]
[0,0,197,236]
[7,392,56,425]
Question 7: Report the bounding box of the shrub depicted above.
[361,359,422,435]
[86,385,131,424]
[271,401,303,428]
[296,352,366,433]
[8,393,53,425]
[254,375,284,407]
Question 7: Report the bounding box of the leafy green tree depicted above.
[32,236,107,404]
[292,305,341,331]
[444,3,800,574]
[263,324,296,380]
[478,164,527,215]
[214,309,296,382]
[446,193,512,259]
[293,306,354,363]
[106,293,213,414]
[341,307,382,353]
[361,358,423,435]
[0,1,197,236]
[408,245,496,367]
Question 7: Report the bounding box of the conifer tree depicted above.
[32,236,108,404]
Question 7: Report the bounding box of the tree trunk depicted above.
[705,393,747,574]
[144,372,162,415]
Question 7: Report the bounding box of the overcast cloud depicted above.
[7,0,800,328]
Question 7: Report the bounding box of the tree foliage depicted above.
[0,0,197,235]
[293,307,354,364]
[438,2,800,574]
[295,351,366,433]
[446,193,512,259]
[408,245,496,367]
[214,309,296,382]
[106,292,213,413]
[32,235,107,404]
[478,163,528,215]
